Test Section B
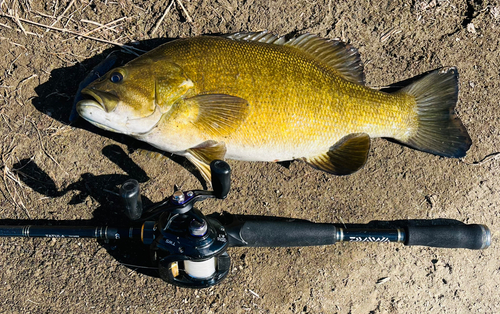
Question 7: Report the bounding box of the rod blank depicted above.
[0,225,140,240]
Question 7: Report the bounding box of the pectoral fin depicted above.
[186,140,227,182]
[186,94,250,137]
[304,133,370,175]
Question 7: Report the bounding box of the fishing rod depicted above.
[0,161,491,288]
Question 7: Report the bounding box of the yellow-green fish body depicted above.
[77,32,471,179]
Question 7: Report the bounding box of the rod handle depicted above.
[227,220,338,247]
[405,224,491,250]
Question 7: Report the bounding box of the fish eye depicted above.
[110,72,123,83]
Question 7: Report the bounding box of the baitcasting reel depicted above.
[0,160,492,289]
[122,160,233,288]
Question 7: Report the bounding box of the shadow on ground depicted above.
[6,144,159,277]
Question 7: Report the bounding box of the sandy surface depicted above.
[0,0,499,313]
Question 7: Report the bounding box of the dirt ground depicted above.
[0,0,499,313]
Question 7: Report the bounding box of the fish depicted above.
[76,31,471,181]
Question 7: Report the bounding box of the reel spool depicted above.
[153,203,231,288]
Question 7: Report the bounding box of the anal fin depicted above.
[304,133,370,175]
[186,140,227,182]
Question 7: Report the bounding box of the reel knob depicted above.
[120,179,143,220]
[210,160,231,199]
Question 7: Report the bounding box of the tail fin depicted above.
[399,67,471,158]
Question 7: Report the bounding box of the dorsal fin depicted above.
[225,31,364,85]
[284,34,364,85]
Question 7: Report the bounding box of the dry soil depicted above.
[0,0,499,313]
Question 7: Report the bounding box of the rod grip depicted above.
[405,224,491,250]
[228,220,338,247]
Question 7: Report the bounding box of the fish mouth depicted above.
[76,88,163,136]
[78,88,119,113]
[76,88,124,133]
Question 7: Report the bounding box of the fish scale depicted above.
[77,31,471,181]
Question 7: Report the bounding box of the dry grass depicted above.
[0,0,149,55]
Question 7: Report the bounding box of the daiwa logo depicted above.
[349,236,390,243]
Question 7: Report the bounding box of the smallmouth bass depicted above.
[77,31,471,180]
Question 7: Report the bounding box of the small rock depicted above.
[376,277,391,285]
[467,23,476,34]
[490,7,500,20]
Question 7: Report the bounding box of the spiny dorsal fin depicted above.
[225,30,286,45]
[186,140,227,182]
[304,133,370,175]
[225,31,364,85]
[186,94,250,137]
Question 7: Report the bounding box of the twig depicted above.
[16,74,37,89]
[0,35,26,48]
[47,0,76,32]
[11,8,27,36]
[32,10,58,19]
[0,22,12,29]
[1,112,13,131]
[0,13,145,54]
[2,165,31,219]
[380,28,401,43]
[80,18,124,34]
[51,0,59,17]
[338,216,347,229]
[119,263,158,270]
[62,17,130,43]
[464,152,500,166]
[29,120,69,176]
[0,20,40,37]
[152,0,175,36]
[248,289,260,298]
[81,20,114,32]
[176,0,193,23]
